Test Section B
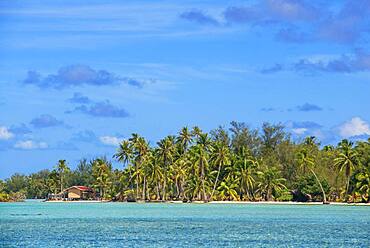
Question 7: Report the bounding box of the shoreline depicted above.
[40,200,370,206]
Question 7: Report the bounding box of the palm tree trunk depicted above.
[310,168,327,203]
[210,162,222,201]
[135,162,139,200]
[163,179,166,201]
[201,161,207,202]
[142,176,146,200]
[175,178,180,199]
[60,175,63,193]
[346,176,350,196]
[335,174,340,201]
[266,188,271,201]
[162,157,167,201]
[156,183,160,200]
[180,181,184,200]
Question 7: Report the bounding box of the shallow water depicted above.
[0,201,369,247]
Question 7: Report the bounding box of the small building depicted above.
[64,186,95,200]
[47,193,64,201]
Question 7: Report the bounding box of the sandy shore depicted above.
[206,201,370,206]
[44,200,109,203]
[43,200,370,206]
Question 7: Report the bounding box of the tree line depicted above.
[1,122,369,203]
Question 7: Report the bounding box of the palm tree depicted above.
[217,177,239,201]
[46,170,59,194]
[157,136,176,200]
[257,167,286,201]
[304,136,320,147]
[131,135,150,200]
[115,140,134,192]
[177,127,192,153]
[297,149,327,203]
[334,139,360,196]
[184,176,201,202]
[92,158,112,199]
[323,145,334,152]
[234,147,258,200]
[355,168,370,202]
[171,156,189,200]
[132,154,152,200]
[210,142,231,200]
[191,133,212,201]
[55,160,70,193]
[114,140,133,167]
[191,126,202,138]
[147,151,164,200]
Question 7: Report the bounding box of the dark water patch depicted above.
[10,213,43,216]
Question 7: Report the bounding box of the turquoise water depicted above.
[1,201,369,247]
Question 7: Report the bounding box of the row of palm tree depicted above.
[110,126,368,203]
[1,123,369,203]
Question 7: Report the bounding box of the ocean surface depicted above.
[0,201,369,247]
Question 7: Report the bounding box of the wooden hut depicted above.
[64,186,95,200]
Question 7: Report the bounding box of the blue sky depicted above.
[1,0,370,178]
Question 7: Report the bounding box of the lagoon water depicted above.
[1,201,369,247]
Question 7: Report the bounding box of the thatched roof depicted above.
[64,186,94,192]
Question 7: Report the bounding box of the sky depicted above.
[1,0,370,178]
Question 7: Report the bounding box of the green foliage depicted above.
[257,166,287,201]
[0,193,10,202]
[334,140,360,196]
[1,122,369,203]
[5,173,28,193]
[92,158,112,199]
[276,190,293,202]
[295,175,330,202]
[353,167,370,202]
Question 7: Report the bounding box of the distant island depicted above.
[1,122,369,204]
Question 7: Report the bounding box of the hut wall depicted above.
[67,188,81,199]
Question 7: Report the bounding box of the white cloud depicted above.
[14,140,48,150]
[292,128,307,135]
[99,136,123,146]
[339,117,370,138]
[0,126,14,140]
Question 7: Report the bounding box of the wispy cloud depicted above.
[9,124,32,135]
[23,65,149,89]
[260,64,283,74]
[14,140,48,150]
[260,49,370,75]
[71,130,97,143]
[180,9,220,26]
[292,121,321,135]
[30,114,64,128]
[293,50,370,74]
[68,92,91,104]
[261,107,277,112]
[0,126,14,140]
[99,135,124,146]
[290,121,322,129]
[261,103,324,112]
[70,101,129,118]
[285,120,325,140]
[182,1,370,45]
[224,0,320,25]
[276,27,311,43]
[296,103,322,112]
[224,6,259,24]
[317,0,370,44]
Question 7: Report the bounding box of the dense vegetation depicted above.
[1,122,369,203]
